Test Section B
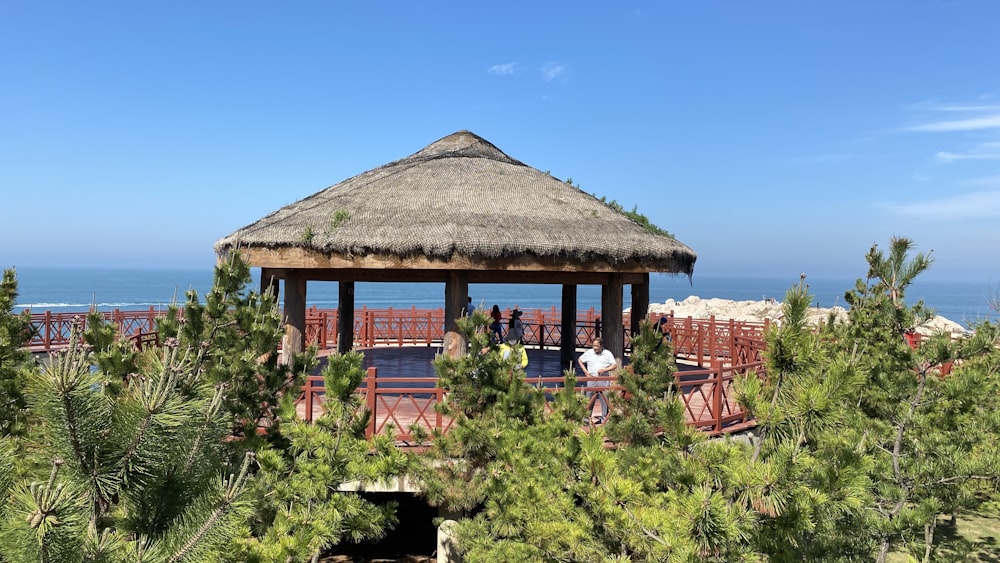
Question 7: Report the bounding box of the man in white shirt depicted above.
[577,337,617,423]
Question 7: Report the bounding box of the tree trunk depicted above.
[923,518,937,563]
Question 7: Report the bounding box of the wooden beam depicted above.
[630,273,650,340]
[241,266,647,287]
[282,271,307,364]
[601,273,624,360]
[561,284,578,369]
[236,246,677,275]
[337,281,355,353]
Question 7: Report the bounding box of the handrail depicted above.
[298,321,769,442]
[23,306,661,353]
[20,306,766,440]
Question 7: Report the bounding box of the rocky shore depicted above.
[643,296,967,338]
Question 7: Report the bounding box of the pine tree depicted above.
[0,255,306,562]
[0,268,34,437]
[835,237,1000,562]
[232,351,409,563]
[415,315,763,561]
[156,254,313,454]
[409,238,1000,561]
[734,277,873,560]
[0,321,255,562]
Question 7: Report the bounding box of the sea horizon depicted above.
[9,266,999,328]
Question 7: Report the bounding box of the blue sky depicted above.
[2,1,999,283]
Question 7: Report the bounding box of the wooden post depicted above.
[444,271,468,333]
[43,310,51,351]
[337,281,355,354]
[365,367,377,439]
[359,306,367,348]
[601,273,624,360]
[304,377,315,423]
[435,387,444,433]
[318,310,328,350]
[708,315,717,364]
[282,271,306,364]
[713,360,723,434]
[630,273,649,341]
[561,284,578,369]
[426,309,434,345]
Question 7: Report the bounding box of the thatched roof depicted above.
[215,131,697,274]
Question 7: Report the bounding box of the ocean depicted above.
[9,267,999,328]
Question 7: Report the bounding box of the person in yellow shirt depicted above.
[498,332,528,369]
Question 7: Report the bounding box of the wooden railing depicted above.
[25,308,163,352]
[21,306,767,439]
[24,306,609,353]
[299,319,769,442]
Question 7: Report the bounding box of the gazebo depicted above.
[214,131,697,363]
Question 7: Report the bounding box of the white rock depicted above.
[647,297,956,335]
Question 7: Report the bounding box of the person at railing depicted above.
[577,336,617,424]
[466,296,476,316]
[507,308,525,344]
[653,315,672,343]
[489,304,504,343]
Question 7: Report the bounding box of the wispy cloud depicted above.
[883,190,1000,219]
[935,141,1000,162]
[488,63,517,76]
[541,63,566,82]
[934,104,1000,112]
[909,100,1000,113]
[966,174,1000,186]
[906,114,1000,132]
[783,153,851,164]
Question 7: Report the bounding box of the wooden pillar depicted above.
[444,272,469,333]
[337,281,355,353]
[259,267,279,299]
[560,284,578,369]
[601,273,624,360]
[282,270,307,364]
[630,273,650,340]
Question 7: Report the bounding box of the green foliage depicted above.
[821,237,999,562]
[562,176,674,238]
[735,276,873,560]
[596,194,675,238]
[416,315,763,561]
[415,236,1000,562]
[330,208,350,229]
[157,254,314,453]
[0,322,255,562]
[0,268,34,437]
[234,351,409,562]
[0,254,318,562]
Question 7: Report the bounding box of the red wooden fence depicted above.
[23,307,769,440]
[298,317,769,442]
[24,306,612,353]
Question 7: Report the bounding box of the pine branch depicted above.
[182,384,226,474]
[166,452,252,563]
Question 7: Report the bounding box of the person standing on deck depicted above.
[507,308,525,344]
[466,296,476,316]
[577,337,617,423]
[489,304,504,343]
